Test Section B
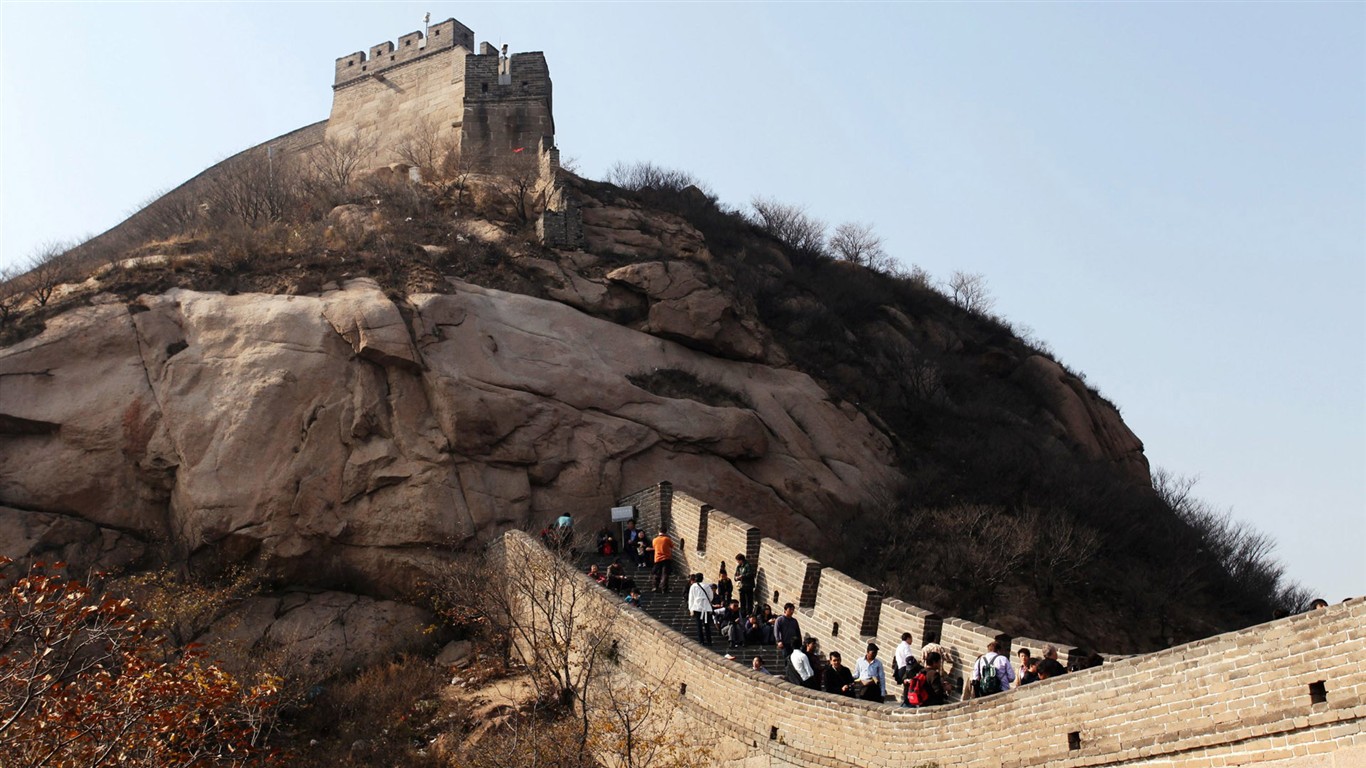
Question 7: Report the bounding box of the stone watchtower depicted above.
[326,18,555,174]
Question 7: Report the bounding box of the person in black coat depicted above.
[822,651,856,697]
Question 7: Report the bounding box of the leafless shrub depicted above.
[307,135,376,199]
[201,148,308,228]
[130,187,204,242]
[21,241,78,307]
[394,118,464,188]
[0,266,24,325]
[488,154,546,224]
[605,161,709,196]
[1153,469,1304,613]
[434,533,616,759]
[829,221,892,271]
[1020,508,1101,601]
[887,261,934,291]
[944,270,995,314]
[586,666,718,768]
[748,196,827,255]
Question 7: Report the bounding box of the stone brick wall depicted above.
[874,598,942,657]
[333,19,474,87]
[701,508,759,583]
[506,526,1366,768]
[326,37,468,167]
[536,205,583,249]
[669,490,709,576]
[939,615,1014,694]
[325,18,554,176]
[457,51,553,173]
[616,482,668,538]
[808,566,882,663]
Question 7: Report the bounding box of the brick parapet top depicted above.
[334,17,474,89]
[505,529,1366,768]
[881,597,938,620]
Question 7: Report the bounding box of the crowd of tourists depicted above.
[581,522,1108,707]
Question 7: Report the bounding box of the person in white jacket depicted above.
[687,573,715,645]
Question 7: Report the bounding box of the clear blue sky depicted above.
[2,2,1362,601]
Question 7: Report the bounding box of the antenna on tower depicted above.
[422,12,430,48]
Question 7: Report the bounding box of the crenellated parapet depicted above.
[333,18,475,89]
[504,487,1366,767]
[325,17,556,184]
[619,483,1202,702]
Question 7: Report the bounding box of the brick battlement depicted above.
[324,17,579,248]
[505,486,1366,767]
[333,18,474,88]
[325,17,554,174]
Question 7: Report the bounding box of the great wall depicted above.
[55,17,1364,765]
[505,482,1364,767]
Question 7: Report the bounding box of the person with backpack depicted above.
[971,640,1015,697]
[893,632,916,682]
[904,651,948,707]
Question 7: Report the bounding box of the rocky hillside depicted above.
[0,149,1292,653]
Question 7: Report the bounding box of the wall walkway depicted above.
[511,482,1365,767]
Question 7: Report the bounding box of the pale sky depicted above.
[1,2,1362,602]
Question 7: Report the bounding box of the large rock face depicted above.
[0,278,899,593]
[1011,355,1148,480]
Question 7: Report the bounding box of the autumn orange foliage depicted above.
[0,557,282,768]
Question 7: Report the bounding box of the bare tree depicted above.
[0,266,22,326]
[829,221,892,271]
[201,148,305,228]
[749,196,826,255]
[436,531,615,758]
[490,153,546,224]
[394,118,461,180]
[307,135,375,197]
[1020,508,1100,601]
[944,270,995,314]
[21,242,76,307]
[887,261,934,290]
[587,668,716,768]
[933,504,1035,622]
[1153,468,1304,614]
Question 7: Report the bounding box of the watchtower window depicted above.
[404,40,412,46]
[347,61,354,67]
[1309,681,1327,704]
[389,55,395,61]
[481,83,488,93]
[434,29,441,35]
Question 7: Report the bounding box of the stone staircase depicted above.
[580,552,789,676]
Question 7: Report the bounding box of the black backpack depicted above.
[894,655,922,685]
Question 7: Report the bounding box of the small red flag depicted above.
[513,147,525,153]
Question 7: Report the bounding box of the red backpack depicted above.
[905,670,931,706]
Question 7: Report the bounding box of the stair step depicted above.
[580,552,787,674]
